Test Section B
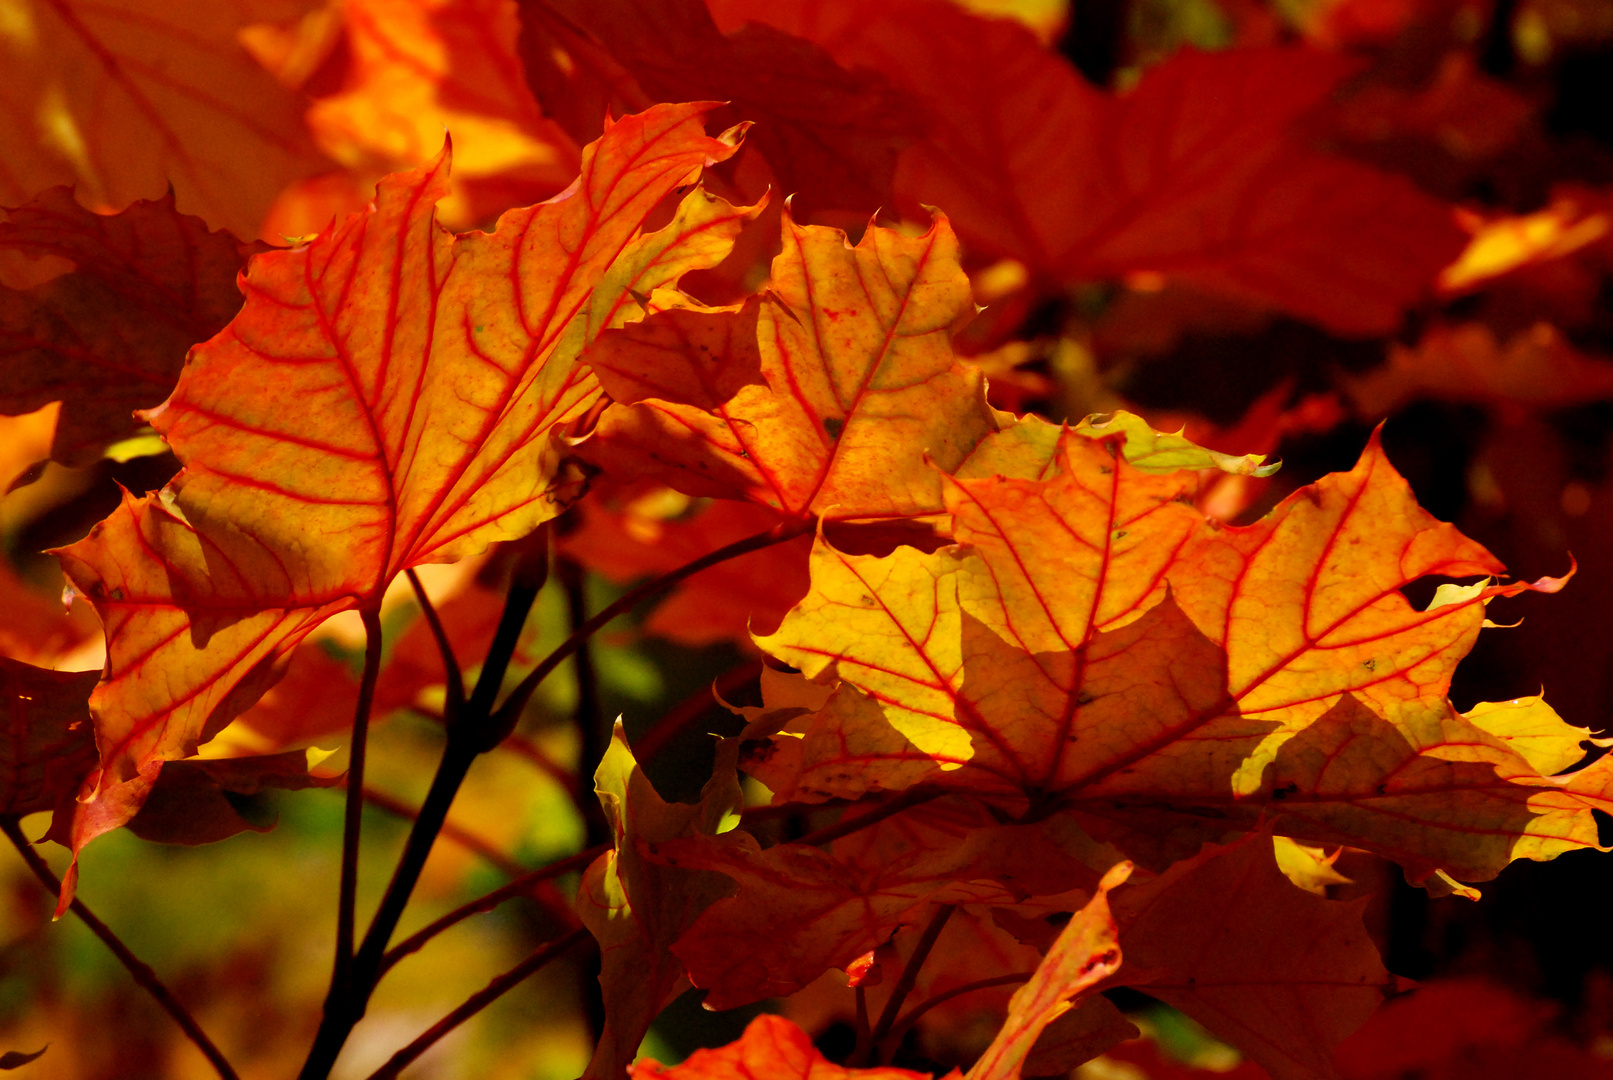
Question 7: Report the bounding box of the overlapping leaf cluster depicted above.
[1,0,1610,1077]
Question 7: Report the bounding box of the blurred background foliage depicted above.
[5,0,1613,1075]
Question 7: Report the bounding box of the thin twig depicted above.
[303,524,797,1076]
[879,972,1033,1059]
[378,846,603,978]
[1,818,241,1080]
[335,611,385,993]
[855,984,871,1055]
[299,606,385,1078]
[406,567,465,715]
[489,520,812,736]
[464,538,549,730]
[365,928,592,1080]
[865,905,956,1065]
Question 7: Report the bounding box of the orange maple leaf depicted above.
[283,0,583,230]
[585,210,1000,522]
[49,103,747,901]
[966,862,1130,1080]
[0,0,329,238]
[749,420,1581,888]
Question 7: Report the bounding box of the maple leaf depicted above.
[966,861,1130,1080]
[585,210,1000,521]
[1112,833,1390,1080]
[662,797,1105,1009]
[629,1013,938,1080]
[710,2,1464,334]
[578,723,742,1080]
[0,188,259,464]
[0,0,328,238]
[285,0,583,229]
[516,0,921,213]
[0,658,98,818]
[49,103,747,897]
[751,419,1582,887]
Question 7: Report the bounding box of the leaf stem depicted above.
[878,972,1033,1060]
[855,984,871,1054]
[301,550,549,1079]
[363,928,592,1080]
[863,905,956,1065]
[300,605,385,1079]
[792,786,940,849]
[406,567,464,715]
[338,609,388,968]
[377,846,602,978]
[301,521,802,1076]
[1,817,241,1080]
[488,519,812,737]
[464,537,550,732]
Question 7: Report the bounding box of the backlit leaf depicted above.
[751,420,1580,886]
[1341,321,1613,419]
[294,0,582,229]
[0,557,99,669]
[0,188,259,464]
[50,103,745,895]
[0,0,328,238]
[585,210,999,521]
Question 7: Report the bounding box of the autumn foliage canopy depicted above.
[3,0,1613,1077]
